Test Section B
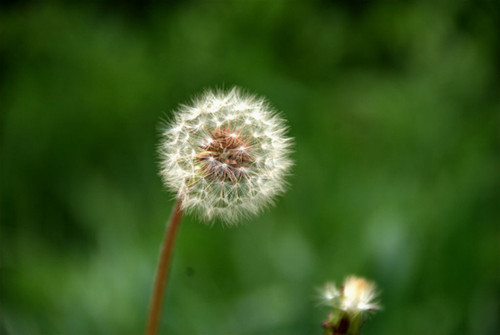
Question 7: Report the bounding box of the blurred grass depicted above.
[1,1,499,334]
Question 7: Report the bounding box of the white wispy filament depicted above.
[160,88,292,224]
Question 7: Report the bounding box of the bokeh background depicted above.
[1,0,499,334]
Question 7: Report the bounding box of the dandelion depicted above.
[145,87,293,335]
[341,276,379,313]
[159,87,292,223]
[319,276,380,335]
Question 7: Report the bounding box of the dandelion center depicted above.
[197,127,253,183]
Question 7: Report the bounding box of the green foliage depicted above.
[1,1,498,334]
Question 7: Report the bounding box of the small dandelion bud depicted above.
[341,276,379,313]
[318,276,381,335]
[160,87,293,224]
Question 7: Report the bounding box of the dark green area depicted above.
[1,1,499,334]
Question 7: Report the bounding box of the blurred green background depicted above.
[1,0,499,334]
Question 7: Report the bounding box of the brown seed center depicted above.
[197,127,253,182]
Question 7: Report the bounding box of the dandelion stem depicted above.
[145,197,183,335]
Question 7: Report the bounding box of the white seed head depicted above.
[341,276,379,313]
[159,87,293,224]
[319,276,380,314]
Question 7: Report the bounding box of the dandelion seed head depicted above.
[341,276,379,313]
[160,87,293,224]
[319,276,380,314]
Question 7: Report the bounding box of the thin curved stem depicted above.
[145,198,184,335]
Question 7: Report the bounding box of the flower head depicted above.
[341,276,379,313]
[319,276,380,314]
[160,87,292,224]
[319,276,380,335]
